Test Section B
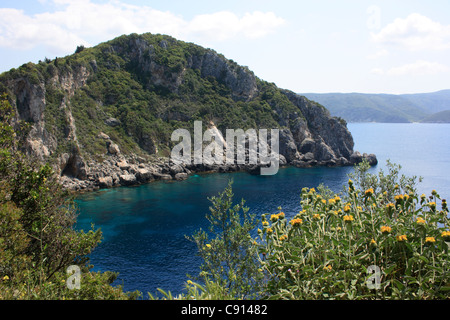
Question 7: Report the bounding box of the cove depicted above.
[75,165,355,296]
[75,123,450,297]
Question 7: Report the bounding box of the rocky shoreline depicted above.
[59,151,377,193]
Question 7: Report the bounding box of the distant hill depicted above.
[302,90,450,123]
[421,110,450,123]
[402,90,450,114]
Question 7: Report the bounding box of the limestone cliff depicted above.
[0,33,376,191]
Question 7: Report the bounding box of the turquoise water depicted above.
[75,123,450,296]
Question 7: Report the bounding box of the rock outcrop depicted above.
[0,32,377,192]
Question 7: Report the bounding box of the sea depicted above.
[75,123,450,297]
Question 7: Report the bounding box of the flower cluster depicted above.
[257,177,450,300]
[290,218,303,227]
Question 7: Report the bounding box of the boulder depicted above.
[350,151,363,164]
[98,132,110,140]
[174,172,188,180]
[105,117,121,127]
[119,174,137,186]
[117,160,130,170]
[107,141,120,155]
[153,172,172,180]
[363,153,378,166]
[98,176,113,188]
[136,168,153,182]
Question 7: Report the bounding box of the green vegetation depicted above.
[1,89,448,300]
[0,32,309,161]
[0,96,139,299]
[153,160,449,300]
[257,161,449,299]
[1,31,448,299]
[186,180,263,299]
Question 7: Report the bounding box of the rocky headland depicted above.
[0,33,377,193]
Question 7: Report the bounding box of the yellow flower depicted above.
[2,275,9,281]
[386,203,395,210]
[328,198,336,205]
[395,194,404,202]
[290,218,303,227]
[425,237,435,243]
[441,231,450,238]
[344,204,351,213]
[270,214,279,222]
[267,228,273,235]
[416,217,426,225]
[321,199,327,204]
[262,221,269,226]
[187,280,194,285]
[381,226,392,234]
[323,265,332,271]
[370,239,377,246]
[343,215,354,222]
[334,196,341,203]
[279,234,288,241]
[205,244,212,249]
[365,188,374,196]
[396,234,408,242]
[429,202,436,210]
[313,213,321,220]
[278,212,285,219]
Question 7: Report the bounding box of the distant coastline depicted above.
[302,90,450,123]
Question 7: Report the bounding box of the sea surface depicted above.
[75,123,450,297]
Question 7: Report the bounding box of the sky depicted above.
[1,0,449,94]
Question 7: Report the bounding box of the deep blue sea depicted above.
[75,123,450,297]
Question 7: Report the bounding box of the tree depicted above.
[75,45,85,54]
[187,180,263,299]
[0,94,138,299]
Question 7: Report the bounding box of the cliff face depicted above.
[0,33,376,191]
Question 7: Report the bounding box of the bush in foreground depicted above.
[167,161,449,300]
[0,95,139,300]
[259,162,449,299]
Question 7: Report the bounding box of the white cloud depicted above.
[371,13,450,51]
[385,60,449,76]
[366,48,388,60]
[370,60,449,76]
[184,11,284,42]
[0,1,285,55]
[370,67,384,75]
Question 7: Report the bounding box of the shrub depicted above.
[186,180,263,299]
[0,95,139,300]
[258,160,449,299]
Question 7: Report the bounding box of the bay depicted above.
[75,123,450,297]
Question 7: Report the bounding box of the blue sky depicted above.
[1,0,449,94]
